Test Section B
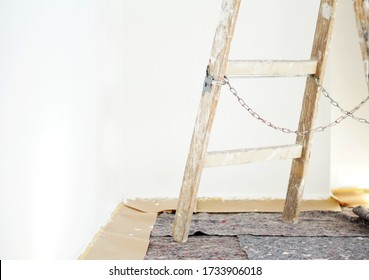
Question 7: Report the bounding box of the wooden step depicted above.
[204,144,303,168]
[225,60,317,77]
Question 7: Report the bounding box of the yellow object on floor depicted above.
[331,188,369,207]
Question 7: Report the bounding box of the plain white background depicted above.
[0,0,368,259]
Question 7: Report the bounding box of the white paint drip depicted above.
[322,3,332,20]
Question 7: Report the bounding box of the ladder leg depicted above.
[283,0,337,223]
[354,0,369,86]
[172,0,241,243]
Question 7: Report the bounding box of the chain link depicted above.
[222,75,369,136]
[309,75,369,124]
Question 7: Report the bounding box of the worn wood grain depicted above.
[283,0,337,223]
[225,60,317,77]
[204,144,302,168]
[172,0,241,243]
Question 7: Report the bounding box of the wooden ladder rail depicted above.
[283,0,337,222]
[354,0,369,91]
[172,0,241,243]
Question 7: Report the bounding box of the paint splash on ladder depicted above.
[322,3,333,20]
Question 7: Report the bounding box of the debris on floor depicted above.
[353,205,369,222]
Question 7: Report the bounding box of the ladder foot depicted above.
[282,212,300,224]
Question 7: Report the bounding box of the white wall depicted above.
[121,0,331,200]
[2,0,366,260]
[330,0,369,189]
[0,0,125,259]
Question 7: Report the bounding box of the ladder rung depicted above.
[204,144,303,168]
[225,60,317,77]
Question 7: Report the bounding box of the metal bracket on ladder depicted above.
[173,0,338,243]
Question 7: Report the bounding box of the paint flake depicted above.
[322,3,332,20]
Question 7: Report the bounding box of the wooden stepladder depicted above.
[172,0,366,243]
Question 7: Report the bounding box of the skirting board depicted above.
[79,198,341,260]
[124,198,341,213]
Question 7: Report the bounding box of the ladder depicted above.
[172,0,365,243]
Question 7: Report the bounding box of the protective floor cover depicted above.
[238,235,369,260]
[146,210,369,260]
[151,211,369,237]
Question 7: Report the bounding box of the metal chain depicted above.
[222,75,369,136]
[309,75,369,124]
